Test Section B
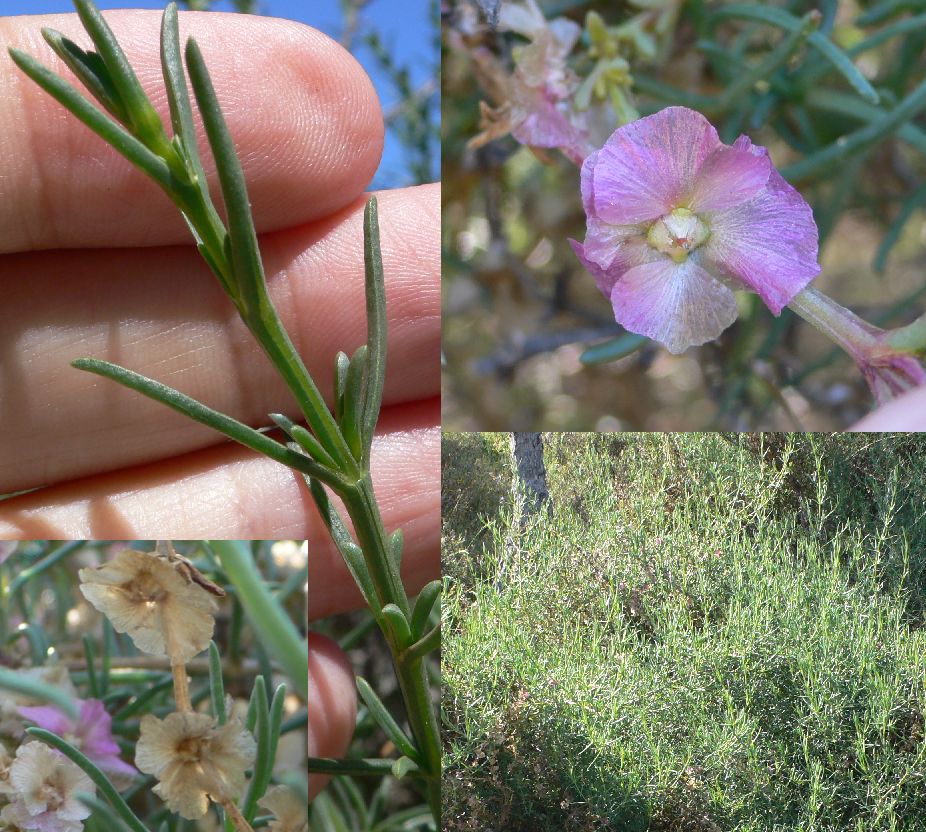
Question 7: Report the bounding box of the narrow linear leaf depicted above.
[391,756,420,780]
[355,676,421,763]
[27,728,148,832]
[10,623,49,667]
[185,36,349,465]
[8,540,82,597]
[101,619,114,697]
[184,37,264,312]
[8,49,170,189]
[83,635,100,699]
[116,677,173,719]
[410,580,441,640]
[389,528,404,571]
[717,11,820,112]
[857,0,920,26]
[242,676,270,822]
[307,479,379,608]
[270,413,337,469]
[874,183,926,272]
[804,88,926,156]
[72,358,347,489]
[73,0,166,142]
[208,641,227,725]
[799,13,926,89]
[784,74,926,181]
[160,2,206,183]
[334,351,350,424]
[41,28,126,121]
[196,238,235,295]
[580,333,648,365]
[381,603,413,648]
[75,792,135,832]
[0,669,78,719]
[341,345,368,461]
[360,197,387,467]
[329,777,367,831]
[267,683,286,782]
[210,541,308,700]
[711,3,879,103]
[307,757,409,777]
[402,622,440,664]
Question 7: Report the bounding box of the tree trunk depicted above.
[500,432,549,588]
[511,432,549,520]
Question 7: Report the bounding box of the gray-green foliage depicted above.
[442,433,926,831]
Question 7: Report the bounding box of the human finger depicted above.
[0,184,439,493]
[0,9,383,252]
[307,633,356,802]
[0,398,439,541]
[849,385,926,431]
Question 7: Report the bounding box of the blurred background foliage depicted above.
[443,0,926,430]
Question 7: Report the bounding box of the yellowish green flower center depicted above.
[646,207,710,263]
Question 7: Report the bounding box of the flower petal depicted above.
[703,139,820,314]
[17,705,71,737]
[569,230,655,301]
[689,144,770,212]
[586,107,721,225]
[610,258,739,353]
[511,83,587,157]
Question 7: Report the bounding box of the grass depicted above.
[442,433,926,831]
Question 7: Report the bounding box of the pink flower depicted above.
[571,106,821,353]
[498,0,591,162]
[18,699,137,787]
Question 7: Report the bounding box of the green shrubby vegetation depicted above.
[442,433,926,831]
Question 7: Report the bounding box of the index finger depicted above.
[0,9,384,252]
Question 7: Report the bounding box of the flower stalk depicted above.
[788,287,926,403]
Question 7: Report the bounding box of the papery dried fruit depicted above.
[79,549,217,663]
[135,712,255,820]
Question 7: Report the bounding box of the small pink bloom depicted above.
[499,0,590,162]
[571,106,821,353]
[19,699,137,786]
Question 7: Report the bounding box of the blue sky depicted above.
[6,0,437,188]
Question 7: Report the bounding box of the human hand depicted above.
[308,526,440,801]
[0,9,439,539]
[850,385,926,431]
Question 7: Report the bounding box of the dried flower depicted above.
[258,786,308,832]
[571,106,820,353]
[1,743,93,832]
[78,549,217,664]
[0,746,14,797]
[135,712,255,820]
[18,700,136,788]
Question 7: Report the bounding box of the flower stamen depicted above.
[646,207,710,263]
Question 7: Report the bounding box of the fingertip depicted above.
[308,632,357,801]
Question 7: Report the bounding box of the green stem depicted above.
[211,541,308,700]
[884,313,926,354]
[339,477,441,823]
[787,286,882,361]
